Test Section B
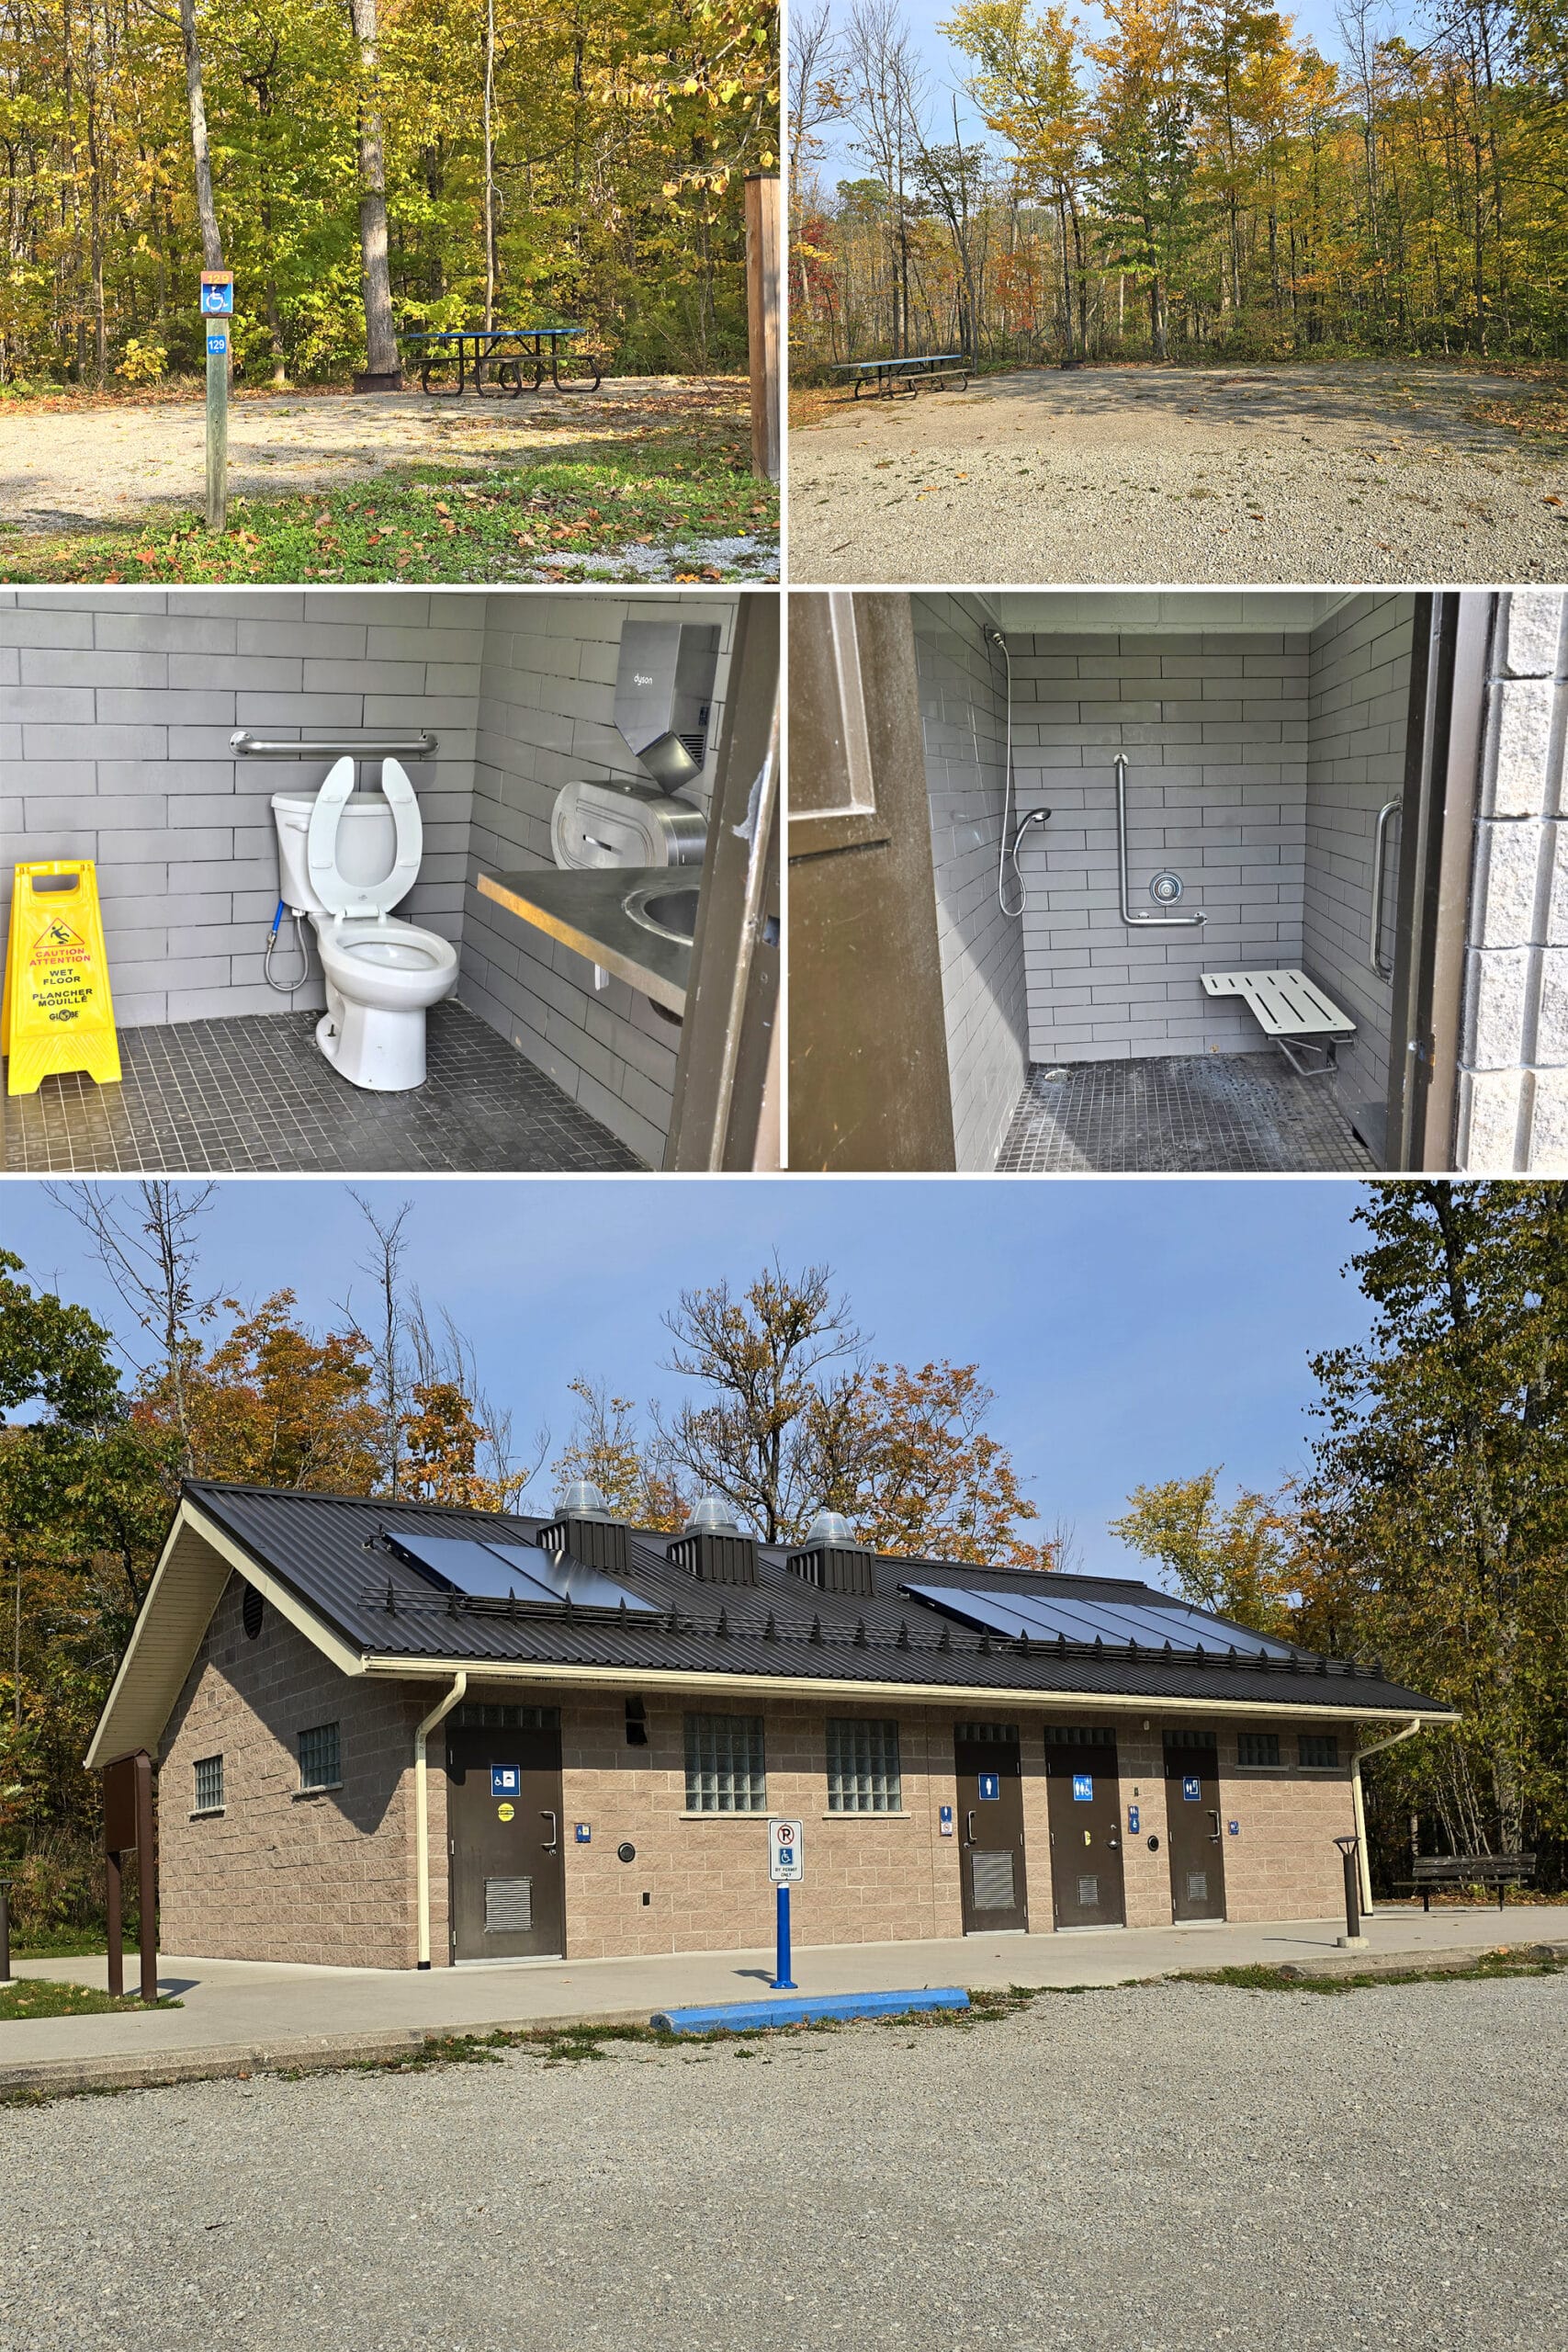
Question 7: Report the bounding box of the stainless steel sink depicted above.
[623,882,700,945]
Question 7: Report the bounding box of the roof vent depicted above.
[537,1487,631,1577]
[667,1496,757,1586]
[786,1506,876,1598]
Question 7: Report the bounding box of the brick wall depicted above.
[158,1576,442,1969]
[157,1621,1359,1966]
[1455,589,1568,1171]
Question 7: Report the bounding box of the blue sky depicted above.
[5,1177,1381,1577]
[807,0,1395,187]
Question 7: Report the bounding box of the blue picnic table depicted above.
[399,325,603,398]
[830,353,969,400]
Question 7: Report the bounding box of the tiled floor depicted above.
[4,1002,644,1175]
[995,1054,1378,1173]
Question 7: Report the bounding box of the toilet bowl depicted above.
[272,758,457,1092]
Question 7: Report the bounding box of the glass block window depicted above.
[683,1713,765,1813]
[826,1718,902,1813]
[1237,1732,1280,1767]
[192,1754,224,1813]
[1298,1733,1340,1770]
[298,1722,341,1790]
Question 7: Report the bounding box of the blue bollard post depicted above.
[771,1882,796,1990]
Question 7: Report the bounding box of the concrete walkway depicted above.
[6,1905,1563,2096]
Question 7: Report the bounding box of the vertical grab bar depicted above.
[1369,798,1401,978]
[1115,754,1206,927]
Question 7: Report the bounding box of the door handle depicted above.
[1107,1836,1121,1851]
[541,1809,558,1852]
[1207,1810,1222,1845]
[1370,799,1401,977]
[965,1810,976,1845]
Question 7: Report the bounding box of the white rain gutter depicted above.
[1350,1717,1424,1914]
[413,1672,467,1969]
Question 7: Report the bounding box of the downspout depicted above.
[414,1672,467,1969]
[1350,1718,1423,1915]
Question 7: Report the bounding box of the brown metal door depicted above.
[953,1727,1029,1932]
[446,1722,565,1961]
[787,593,956,1170]
[1045,1740,1126,1928]
[1164,1742,1226,1922]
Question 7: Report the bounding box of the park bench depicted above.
[399,325,603,399]
[1399,1853,1538,1911]
[830,353,969,401]
[1200,967,1357,1078]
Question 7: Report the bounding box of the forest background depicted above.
[3,1179,1562,1943]
[790,0,1568,373]
[1,0,778,392]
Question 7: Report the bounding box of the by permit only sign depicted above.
[3,861,122,1094]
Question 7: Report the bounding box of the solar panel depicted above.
[899,1580,1293,1657]
[383,1529,656,1612]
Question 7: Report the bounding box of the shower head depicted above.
[1010,807,1052,854]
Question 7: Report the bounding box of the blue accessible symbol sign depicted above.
[1182,1774,1202,1802]
[1127,1804,1141,1835]
[491,1765,520,1798]
[1072,1773,1093,1803]
[977,1771,1001,1803]
[574,1822,592,1844]
[1228,1820,1240,1837]
[200,271,234,315]
[939,1804,954,1836]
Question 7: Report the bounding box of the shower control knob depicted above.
[1150,871,1184,905]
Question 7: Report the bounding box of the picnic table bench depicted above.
[399,325,602,399]
[830,353,969,400]
[1399,1853,1537,1911]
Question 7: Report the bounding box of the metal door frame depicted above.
[446,1720,567,1963]
[1162,1741,1227,1923]
[953,1724,1029,1934]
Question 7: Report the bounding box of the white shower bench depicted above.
[1200,968,1356,1078]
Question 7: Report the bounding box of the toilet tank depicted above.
[272,788,412,914]
[550,778,706,872]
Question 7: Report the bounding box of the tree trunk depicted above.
[348,0,400,381]
[177,0,222,270]
[482,0,497,331]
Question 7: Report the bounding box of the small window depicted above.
[1299,1733,1340,1770]
[192,1754,224,1814]
[1237,1732,1280,1768]
[684,1712,765,1813]
[827,1718,902,1813]
[625,1696,649,1747]
[242,1583,265,1640]
[298,1722,341,1790]
[450,1702,559,1731]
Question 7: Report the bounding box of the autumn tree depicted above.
[840,1359,1052,1567]
[553,1375,688,1530]
[1109,1467,1298,1634]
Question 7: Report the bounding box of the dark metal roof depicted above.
[182,1480,1449,1717]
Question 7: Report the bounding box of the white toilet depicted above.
[271,758,457,1092]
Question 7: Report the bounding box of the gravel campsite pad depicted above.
[0,380,779,583]
[790,361,1568,584]
[4,1975,1564,2351]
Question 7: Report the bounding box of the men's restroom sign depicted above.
[491,1765,520,1797]
[1182,1774,1202,1802]
[200,270,234,315]
[939,1804,954,1837]
[978,1771,1001,1803]
[1072,1773,1093,1803]
[769,1817,804,1883]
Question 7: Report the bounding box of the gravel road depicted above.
[4,1976,1563,2352]
[789,362,1568,584]
[0,380,732,530]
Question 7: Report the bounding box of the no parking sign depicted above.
[769,1817,803,1883]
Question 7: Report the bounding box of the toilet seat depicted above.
[306,756,423,918]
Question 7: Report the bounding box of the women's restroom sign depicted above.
[3,861,121,1095]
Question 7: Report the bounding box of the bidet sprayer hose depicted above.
[263,899,310,995]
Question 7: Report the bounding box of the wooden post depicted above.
[745,173,781,483]
[103,1749,158,2002]
[206,341,228,532]
[106,1849,124,1998]
[135,1749,158,2003]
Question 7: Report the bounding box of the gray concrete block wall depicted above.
[0,589,479,1028]
[1303,594,1415,1129]
[1455,591,1568,1171]
[458,592,739,1170]
[1006,632,1311,1061]
[913,594,1030,1172]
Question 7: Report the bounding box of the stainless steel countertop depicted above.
[476,866,691,1016]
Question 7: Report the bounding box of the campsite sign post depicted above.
[200,270,234,532]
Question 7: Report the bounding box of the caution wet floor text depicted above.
[3,860,122,1094]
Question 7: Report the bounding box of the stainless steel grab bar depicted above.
[230,730,438,758]
[1369,797,1401,977]
[1115,754,1206,927]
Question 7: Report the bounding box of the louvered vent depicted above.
[485,1876,534,1935]
[1186,1871,1209,1905]
[1077,1875,1100,1909]
[971,1850,1017,1910]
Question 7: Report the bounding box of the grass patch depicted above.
[0,430,778,585]
[9,1928,114,1961]
[1,1977,181,2021]
[1173,1949,1566,1996]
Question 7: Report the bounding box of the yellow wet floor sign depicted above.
[3,860,122,1094]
